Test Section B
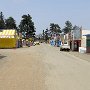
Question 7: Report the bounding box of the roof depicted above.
[83,34,90,36]
[0,29,16,38]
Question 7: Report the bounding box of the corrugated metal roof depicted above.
[0,29,16,38]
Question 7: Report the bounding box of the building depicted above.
[0,29,18,48]
[71,26,81,51]
[84,34,90,53]
[81,30,90,53]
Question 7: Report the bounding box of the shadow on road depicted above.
[0,55,7,60]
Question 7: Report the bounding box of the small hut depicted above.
[0,29,18,48]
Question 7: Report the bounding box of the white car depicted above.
[60,44,70,51]
[34,41,40,45]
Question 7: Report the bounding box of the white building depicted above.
[81,30,90,48]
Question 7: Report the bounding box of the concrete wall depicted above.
[81,36,86,48]
[82,30,90,35]
[81,30,90,48]
[86,47,90,53]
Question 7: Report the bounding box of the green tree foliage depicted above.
[0,12,5,29]
[5,17,17,29]
[19,14,36,38]
[50,23,61,33]
[63,21,73,34]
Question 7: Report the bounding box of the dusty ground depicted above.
[68,51,90,62]
[0,46,45,90]
[0,44,90,90]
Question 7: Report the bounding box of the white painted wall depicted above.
[81,30,90,48]
[82,30,90,35]
[81,36,86,48]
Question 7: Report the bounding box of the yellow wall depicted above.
[0,38,17,48]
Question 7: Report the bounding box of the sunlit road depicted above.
[0,44,90,90]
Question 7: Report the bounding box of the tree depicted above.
[45,29,49,42]
[0,12,5,29]
[5,17,17,29]
[50,23,61,34]
[63,21,73,34]
[50,23,54,33]
[43,30,45,40]
[19,14,36,38]
[73,25,80,30]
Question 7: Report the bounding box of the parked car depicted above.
[34,41,40,45]
[60,44,70,51]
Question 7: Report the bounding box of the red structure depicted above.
[70,40,81,51]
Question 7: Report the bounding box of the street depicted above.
[0,44,90,90]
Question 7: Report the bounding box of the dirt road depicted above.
[0,44,90,90]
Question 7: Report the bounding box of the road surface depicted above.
[0,44,90,90]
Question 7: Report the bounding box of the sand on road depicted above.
[0,46,45,90]
[0,44,90,90]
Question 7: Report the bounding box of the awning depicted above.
[0,29,16,38]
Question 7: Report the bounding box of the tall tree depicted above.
[63,21,73,34]
[5,17,17,29]
[73,25,80,30]
[43,30,45,40]
[19,14,36,38]
[0,12,5,29]
[50,23,61,33]
[45,28,49,42]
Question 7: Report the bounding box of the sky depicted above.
[0,0,90,34]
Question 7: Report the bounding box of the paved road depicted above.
[0,44,90,90]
